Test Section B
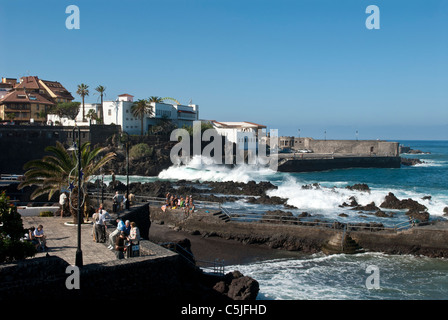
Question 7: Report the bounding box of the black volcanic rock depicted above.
[380,192,427,212]
[346,183,370,192]
[401,158,424,166]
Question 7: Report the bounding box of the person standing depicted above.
[114,231,127,259]
[127,222,141,258]
[94,205,108,243]
[59,191,67,218]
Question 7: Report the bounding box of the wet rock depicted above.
[346,183,370,192]
[401,158,424,166]
[213,271,259,300]
[351,202,379,212]
[261,210,298,224]
[406,208,430,222]
[380,192,427,212]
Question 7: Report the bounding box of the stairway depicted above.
[213,211,231,222]
[321,232,364,255]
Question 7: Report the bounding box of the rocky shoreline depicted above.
[105,178,442,225]
[98,177,448,258]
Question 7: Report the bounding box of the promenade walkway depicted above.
[21,215,173,266]
[23,216,117,265]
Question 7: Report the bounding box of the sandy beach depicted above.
[148,221,306,266]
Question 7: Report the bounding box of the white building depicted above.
[47,103,101,126]
[103,94,199,135]
[211,121,266,150]
[48,93,199,135]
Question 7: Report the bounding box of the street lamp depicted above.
[120,131,130,210]
[68,126,83,268]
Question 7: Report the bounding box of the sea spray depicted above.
[158,155,277,183]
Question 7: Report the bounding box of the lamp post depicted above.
[121,131,130,210]
[69,126,83,268]
[101,168,104,205]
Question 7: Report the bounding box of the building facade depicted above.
[211,121,266,150]
[0,76,74,124]
[102,94,199,135]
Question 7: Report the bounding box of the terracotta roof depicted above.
[118,93,134,97]
[14,76,74,101]
[0,90,55,105]
[40,79,74,100]
[15,76,43,90]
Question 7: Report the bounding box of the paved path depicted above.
[22,216,119,265]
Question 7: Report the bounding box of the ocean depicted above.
[115,140,448,300]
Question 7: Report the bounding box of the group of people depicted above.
[112,191,136,213]
[92,203,140,259]
[108,219,141,259]
[25,225,48,252]
[161,192,196,216]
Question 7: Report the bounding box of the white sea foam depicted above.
[226,252,448,300]
[157,155,276,183]
[157,155,448,217]
[413,159,447,167]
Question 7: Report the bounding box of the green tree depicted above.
[147,96,164,103]
[86,109,98,123]
[129,143,153,160]
[6,113,15,123]
[76,83,89,121]
[0,191,36,262]
[131,99,153,136]
[95,85,106,123]
[18,141,115,223]
[57,102,81,121]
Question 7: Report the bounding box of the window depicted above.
[108,109,112,116]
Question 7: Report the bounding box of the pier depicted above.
[276,153,401,172]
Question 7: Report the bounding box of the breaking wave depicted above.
[157,155,277,183]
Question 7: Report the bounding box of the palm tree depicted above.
[147,96,164,103]
[131,99,153,136]
[76,84,89,121]
[18,141,115,223]
[95,85,106,123]
[147,96,181,105]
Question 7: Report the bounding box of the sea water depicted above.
[115,140,448,300]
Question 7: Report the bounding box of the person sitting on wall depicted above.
[33,224,48,252]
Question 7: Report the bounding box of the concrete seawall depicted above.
[150,206,448,258]
[277,155,401,172]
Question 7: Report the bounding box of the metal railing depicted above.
[160,242,225,276]
[220,207,419,233]
[88,191,419,233]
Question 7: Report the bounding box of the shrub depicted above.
[39,211,54,217]
[129,143,153,160]
[0,191,36,262]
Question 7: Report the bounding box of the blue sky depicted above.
[1,0,447,140]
